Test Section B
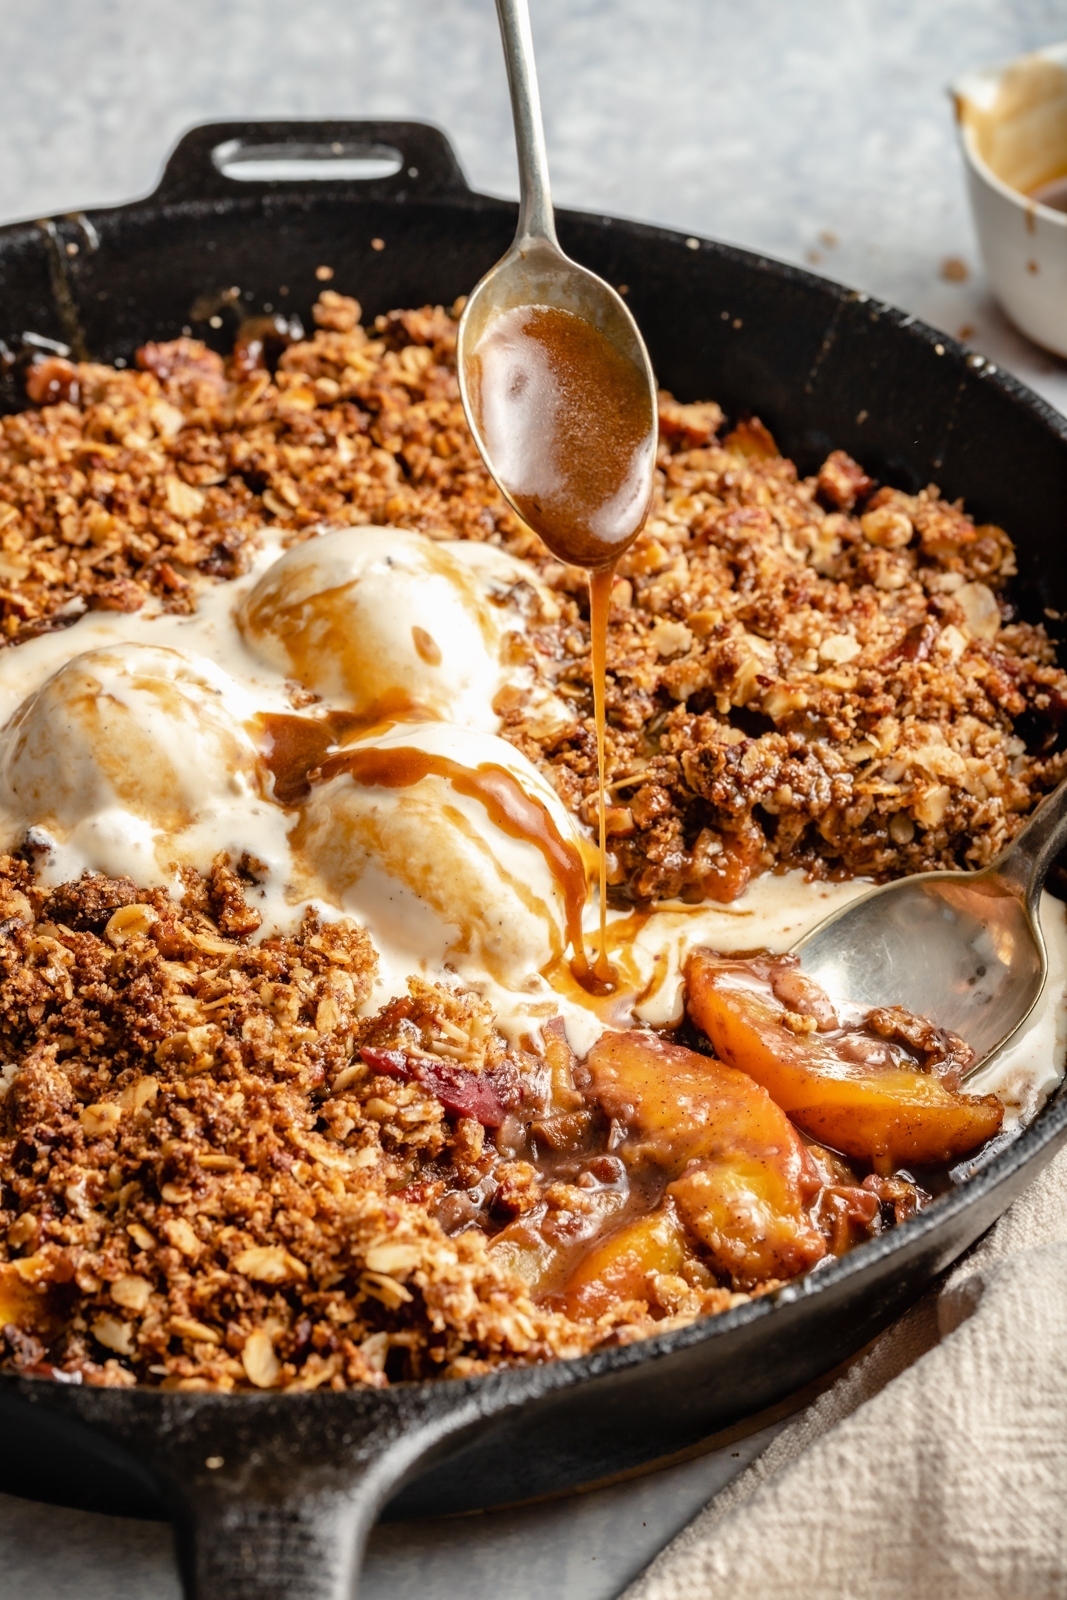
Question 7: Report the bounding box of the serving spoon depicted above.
[455,0,655,489]
[794,775,1067,1074]
[456,0,658,987]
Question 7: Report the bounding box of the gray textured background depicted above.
[1,0,1066,406]
[0,1,1066,1595]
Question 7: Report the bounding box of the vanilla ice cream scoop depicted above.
[293,720,590,986]
[0,643,264,870]
[238,526,507,728]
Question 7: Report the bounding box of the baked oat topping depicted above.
[0,858,756,1389]
[0,293,1060,1388]
[3,293,1064,908]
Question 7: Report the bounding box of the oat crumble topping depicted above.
[0,292,1061,1387]
[0,860,744,1388]
[6,293,1064,906]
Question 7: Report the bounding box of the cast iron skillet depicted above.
[1,119,1067,1598]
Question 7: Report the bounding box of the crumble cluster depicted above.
[535,434,1067,901]
[3,292,1064,903]
[0,860,744,1390]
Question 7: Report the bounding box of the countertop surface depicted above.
[0,0,1064,1595]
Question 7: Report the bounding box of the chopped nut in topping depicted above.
[234,1246,307,1283]
[111,1274,152,1313]
[242,1327,281,1388]
[80,1103,123,1136]
[92,1315,136,1356]
[105,904,159,946]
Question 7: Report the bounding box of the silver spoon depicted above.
[794,776,1067,1074]
[455,0,655,482]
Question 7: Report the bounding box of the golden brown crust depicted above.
[0,859,746,1388]
[0,295,1061,1385]
[505,434,1067,902]
[3,295,1060,902]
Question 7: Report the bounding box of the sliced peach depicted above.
[0,1262,49,1331]
[561,1203,689,1318]
[668,1160,811,1284]
[489,1217,559,1294]
[587,1029,827,1286]
[686,951,1003,1169]
[490,1184,628,1297]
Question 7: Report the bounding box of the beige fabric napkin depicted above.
[624,1143,1067,1600]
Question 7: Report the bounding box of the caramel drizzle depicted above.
[468,304,656,990]
[588,565,616,986]
[258,701,417,805]
[317,744,590,966]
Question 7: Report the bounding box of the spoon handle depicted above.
[495,0,559,247]
[993,772,1067,908]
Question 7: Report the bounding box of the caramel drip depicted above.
[317,744,589,962]
[469,303,656,991]
[259,708,394,805]
[547,906,657,1024]
[589,565,615,984]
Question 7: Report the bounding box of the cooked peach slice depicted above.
[587,1029,827,1286]
[666,1161,806,1284]
[0,1262,49,1333]
[489,1217,559,1294]
[490,1177,627,1296]
[561,1203,689,1318]
[686,951,1003,1170]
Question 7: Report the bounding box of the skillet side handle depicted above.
[140,1385,503,1600]
[178,1482,371,1600]
[150,119,473,206]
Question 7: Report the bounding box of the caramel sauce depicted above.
[259,709,390,804]
[588,566,615,984]
[546,907,659,1026]
[1031,173,1067,212]
[470,305,656,569]
[317,743,589,961]
[470,304,656,988]
[411,625,442,666]
[231,314,300,380]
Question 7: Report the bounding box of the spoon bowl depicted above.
[794,775,1067,1074]
[794,868,1044,1066]
[455,0,656,533]
[457,237,655,520]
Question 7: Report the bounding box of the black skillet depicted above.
[1,120,1067,1598]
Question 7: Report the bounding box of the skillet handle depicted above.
[150,119,473,206]
[2,1367,546,1598]
[177,1480,375,1600]
[50,1380,513,1600]
[154,1386,498,1600]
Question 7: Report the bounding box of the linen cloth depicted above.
[624,1142,1067,1600]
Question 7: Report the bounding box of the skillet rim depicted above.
[6,1047,1063,1410]
[0,116,1065,1411]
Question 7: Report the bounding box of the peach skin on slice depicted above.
[587,1029,827,1287]
[686,951,1003,1170]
